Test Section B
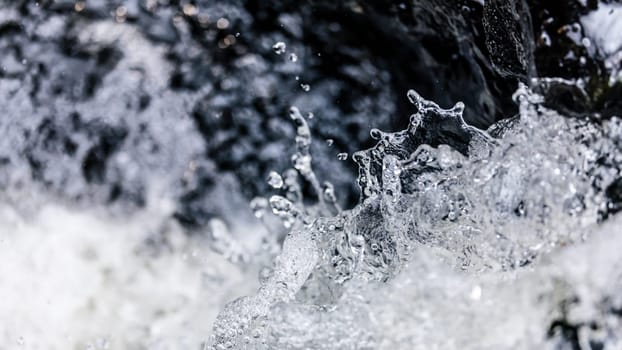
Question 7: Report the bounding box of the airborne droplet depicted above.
[272,41,286,55]
[267,171,284,189]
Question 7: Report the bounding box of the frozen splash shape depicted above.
[211,85,622,349]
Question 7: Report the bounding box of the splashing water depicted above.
[211,83,622,349]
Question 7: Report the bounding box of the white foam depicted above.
[0,203,257,349]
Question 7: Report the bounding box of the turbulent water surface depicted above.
[210,84,622,349]
[0,1,621,350]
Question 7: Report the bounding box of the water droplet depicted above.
[292,153,312,174]
[289,53,298,62]
[182,3,198,16]
[272,41,286,55]
[300,84,310,92]
[267,171,284,189]
[270,195,298,227]
[337,153,348,161]
[217,17,230,29]
[326,139,334,146]
[74,1,85,12]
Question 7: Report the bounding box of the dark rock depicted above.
[484,0,536,79]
